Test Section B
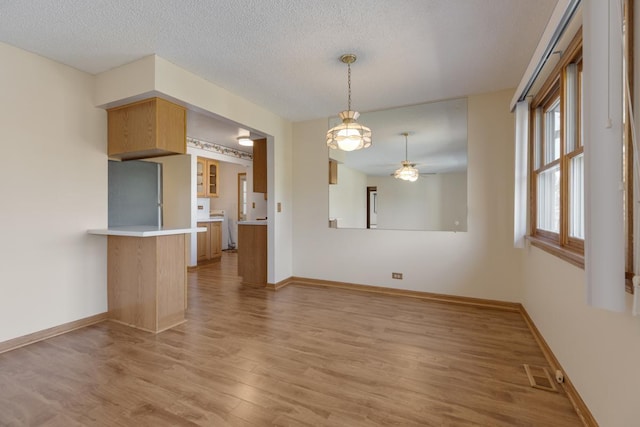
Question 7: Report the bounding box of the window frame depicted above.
[528,31,584,268]
[526,0,635,291]
[624,0,635,292]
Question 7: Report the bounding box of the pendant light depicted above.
[326,54,372,152]
[394,132,419,182]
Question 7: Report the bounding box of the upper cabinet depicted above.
[253,138,267,194]
[207,159,219,198]
[196,157,206,197]
[107,97,186,161]
[329,159,338,185]
[197,157,219,198]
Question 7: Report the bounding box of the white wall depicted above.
[521,247,640,427]
[366,172,467,231]
[329,164,367,228]
[292,89,520,301]
[0,42,107,342]
[439,172,468,231]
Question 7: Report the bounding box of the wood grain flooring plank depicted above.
[0,252,583,426]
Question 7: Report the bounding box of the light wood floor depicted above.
[0,253,582,426]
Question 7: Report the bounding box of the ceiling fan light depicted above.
[394,133,419,182]
[394,161,419,181]
[237,136,253,146]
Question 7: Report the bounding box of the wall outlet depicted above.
[392,272,403,279]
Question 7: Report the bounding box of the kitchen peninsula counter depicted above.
[88,225,205,237]
[89,226,204,333]
[196,217,223,223]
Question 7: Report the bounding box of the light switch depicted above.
[252,202,255,209]
[277,202,282,212]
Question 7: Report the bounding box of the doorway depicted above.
[238,172,247,222]
[367,186,377,229]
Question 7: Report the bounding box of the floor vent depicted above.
[523,364,558,392]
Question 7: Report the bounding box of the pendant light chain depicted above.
[347,61,352,111]
[404,133,408,162]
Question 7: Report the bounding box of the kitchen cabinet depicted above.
[197,157,219,198]
[207,159,219,197]
[106,233,187,333]
[329,159,338,184]
[197,221,222,263]
[196,157,206,197]
[238,223,267,286]
[253,138,267,193]
[108,97,186,160]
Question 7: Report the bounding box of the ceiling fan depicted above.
[393,132,420,182]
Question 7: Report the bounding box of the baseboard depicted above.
[519,306,597,427]
[289,276,521,312]
[0,312,108,355]
[290,276,595,425]
[266,276,295,291]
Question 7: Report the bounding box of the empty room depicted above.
[1,1,639,426]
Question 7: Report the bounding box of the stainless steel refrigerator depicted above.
[108,160,162,227]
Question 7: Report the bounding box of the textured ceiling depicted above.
[0,0,557,122]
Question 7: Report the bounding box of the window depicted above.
[529,32,584,265]
[529,0,634,285]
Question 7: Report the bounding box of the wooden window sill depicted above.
[527,236,634,294]
[526,235,584,269]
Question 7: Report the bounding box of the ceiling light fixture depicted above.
[237,136,253,147]
[326,53,372,152]
[394,132,419,182]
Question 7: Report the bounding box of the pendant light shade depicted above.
[394,133,419,182]
[327,54,372,151]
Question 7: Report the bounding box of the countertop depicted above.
[88,226,206,237]
[196,217,224,223]
[238,220,268,226]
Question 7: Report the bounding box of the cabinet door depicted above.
[210,221,222,259]
[196,158,206,197]
[107,97,186,160]
[196,222,210,262]
[207,160,219,197]
[252,138,267,193]
[329,159,338,184]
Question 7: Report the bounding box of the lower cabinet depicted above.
[237,224,267,286]
[107,234,186,333]
[197,221,222,264]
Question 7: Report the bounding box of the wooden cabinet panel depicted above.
[107,234,186,333]
[108,97,186,160]
[196,157,219,198]
[253,138,267,193]
[197,222,210,262]
[210,221,222,260]
[329,159,338,184]
[197,221,222,264]
[196,158,206,197]
[237,224,267,286]
[207,160,219,197]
